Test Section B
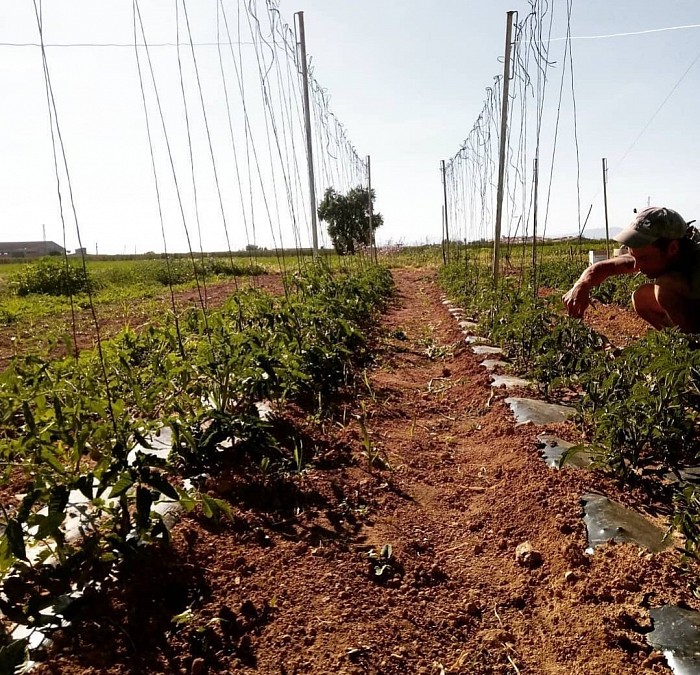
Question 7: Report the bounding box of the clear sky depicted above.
[2,1,700,253]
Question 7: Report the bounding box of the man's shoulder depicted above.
[662,242,700,297]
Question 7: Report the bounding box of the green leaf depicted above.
[172,608,194,626]
[5,519,26,561]
[48,484,69,517]
[176,488,196,513]
[135,486,153,530]
[200,494,214,519]
[109,472,135,499]
[39,447,66,475]
[142,470,179,501]
[209,496,233,521]
[0,638,29,675]
[21,401,35,434]
[75,474,95,501]
[32,512,66,540]
[16,489,42,522]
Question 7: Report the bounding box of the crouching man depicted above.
[562,206,700,334]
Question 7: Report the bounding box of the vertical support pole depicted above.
[531,156,539,281]
[367,155,374,262]
[602,157,610,258]
[441,160,450,264]
[441,206,447,265]
[295,12,318,257]
[492,10,516,284]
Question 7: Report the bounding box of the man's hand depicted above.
[562,282,591,319]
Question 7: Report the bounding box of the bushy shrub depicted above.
[140,259,196,285]
[12,258,96,296]
[137,258,267,286]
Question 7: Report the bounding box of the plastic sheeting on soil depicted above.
[472,345,504,356]
[491,374,532,389]
[648,606,700,675]
[581,493,671,554]
[536,434,592,469]
[505,397,574,425]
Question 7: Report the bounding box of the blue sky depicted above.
[2,1,700,252]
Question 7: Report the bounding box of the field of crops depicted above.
[0,253,396,668]
[2,248,700,673]
[441,243,700,506]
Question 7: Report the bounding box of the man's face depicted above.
[629,242,673,277]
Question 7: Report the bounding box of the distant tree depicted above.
[317,186,383,255]
[245,243,260,252]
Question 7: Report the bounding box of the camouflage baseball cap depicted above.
[614,206,688,248]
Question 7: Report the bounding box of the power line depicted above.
[612,43,700,173]
[7,21,700,48]
[549,22,700,42]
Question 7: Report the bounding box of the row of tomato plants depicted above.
[440,256,700,553]
[0,261,394,668]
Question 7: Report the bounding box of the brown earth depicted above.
[584,301,651,349]
[26,268,699,674]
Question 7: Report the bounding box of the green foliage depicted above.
[11,258,96,296]
[0,262,394,644]
[439,254,700,552]
[674,485,700,556]
[531,319,609,396]
[367,543,394,581]
[489,291,557,373]
[534,256,587,290]
[134,258,265,286]
[318,185,384,255]
[578,331,700,477]
[590,273,644,306]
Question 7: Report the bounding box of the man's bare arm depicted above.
[562,254,637,318]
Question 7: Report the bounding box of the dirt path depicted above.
[36,268,695,674]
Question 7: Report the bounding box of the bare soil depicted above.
[25,268,699,673]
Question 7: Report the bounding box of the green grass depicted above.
[0,252,369,345]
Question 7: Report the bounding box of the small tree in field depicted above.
[317,186,383,255]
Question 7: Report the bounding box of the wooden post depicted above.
[295,12,319,257]
[492,11,516,283]
[367,155,376,262]
[441,160,450,263]
[602,158,610,258]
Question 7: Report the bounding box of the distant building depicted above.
[0,241,65,258]
[73,247,87,256]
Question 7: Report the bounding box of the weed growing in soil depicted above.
[367,543,394,581]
